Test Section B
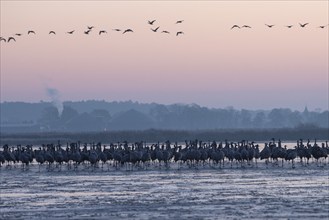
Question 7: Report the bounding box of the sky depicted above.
[0,1,328,111]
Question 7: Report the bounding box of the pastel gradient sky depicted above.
[1,1,328,111]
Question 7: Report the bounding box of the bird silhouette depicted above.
[242,25,251,28]
[318,25,328,29]
[15,33,22,36]
[231,25,240,29]
[0,37,7,42]
[87,26,95,30]
[265,24,275,28]
[49,31,56,35]
[99,30,107,35]
[123,29,133,34]
[162,31,170,34]
[67,30,75,34]
[176,20,184,24]
[148,20,156,25]
[299,23,309,27]
[176,31,184,36]
[151,26,160,32]
[84,30,91,34]
[28,30,36,34]
[8,37,16,42]
[112,29,121,32]
[286,25,293,28]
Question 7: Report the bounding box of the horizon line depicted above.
[0,99,325,112]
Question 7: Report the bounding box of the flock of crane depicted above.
[1,20,328,43]
[231,23,329,29]
[0,139,328,171]
[0,20,185,43]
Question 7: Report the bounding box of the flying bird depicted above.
[123,29,133,34]
[28,30,36,34]
[49,31,56,35]
[8,37,16,42]
[0,37,6,42]
[231,25,240,29]
[299,23,309,27]
[286,25,293,28]
[15,33,22,36]
[84,30,91,34]
[67,30,75,34]
[242,25,251,28]
[99,30,107,35]
[176,20,184,24]
[176,31,184,36]
[151,26,160,32]
[148,20,156,25]
[318,25,329,28]
[112,29,121,32]
[265,24,275,28]
[87,26,95,30]
[161,31,170,34]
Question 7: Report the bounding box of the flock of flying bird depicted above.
[0,139,328,171]
[1,21,328,43]
[230,22,328,29]
[0,19,185,43]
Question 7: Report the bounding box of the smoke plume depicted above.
[46,87,63,116]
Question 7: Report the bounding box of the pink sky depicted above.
[1,1,328,111]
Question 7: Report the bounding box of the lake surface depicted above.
[1,161,328,219]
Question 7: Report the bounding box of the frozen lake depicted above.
[1,162,328,219]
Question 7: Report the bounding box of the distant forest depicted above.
[0,100,328,133]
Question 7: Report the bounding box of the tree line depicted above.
[1,101,328,132]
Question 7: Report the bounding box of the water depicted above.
[1,162,328,219]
